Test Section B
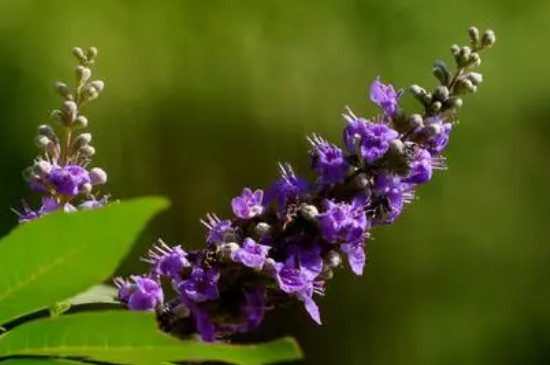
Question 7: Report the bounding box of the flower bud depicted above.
[76,66,91,86]
[50,110,63,124]
[255,222,271,236]
[22,166,35,182]
[38,124,57,140]
[408,114,424,130]
[389,139,405,155]
[62,101,78,125]
[73,133,92,149]
[481,29,496,48]
[466,72,483,85]
[423,123,442,137]
[33,159,52,176]
[448,96,463,109]
[263,258,277,274]
[450,44,460,57]
[81,86,99,103]
[86,47,98,61]
[54,81,72,100]
[468,26,480,46]
[89,80,104,93]
[79,145,95,157]
[431,101,442,112]
[72,47,87,63]
[74,115,88,129]
[300,203,319,221]
[433,86,450,101]
[89,167,107,185]
[325,250,342,268]
[220,242,239,259]
[80,182,92,195]
[432,60,451,85]
[35,135,52,149]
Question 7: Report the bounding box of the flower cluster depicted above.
[115,27,496,342]
[15,47,108,222]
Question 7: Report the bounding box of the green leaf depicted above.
[0,197,169,326]
[0,311,302,365]
[0,358,86,364]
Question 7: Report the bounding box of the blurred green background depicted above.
[0,0,549,364]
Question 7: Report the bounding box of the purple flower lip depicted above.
[231,237,271,270]
[201,213,234,245]
[370,76,402,117]
[231,188,264,220]
[144,239,190,280]
[308,134,349,185]
[114,276,163,312]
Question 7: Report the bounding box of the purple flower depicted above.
[296,284,321,325]
[115,276,164,311]
[231,237,270,270]
[231,188,264,220]
[341,241,366,276]
[425,116,453,154]
[293,244,323,281]
[147,240,190,280]
[319,198,368,244]
[372,174,413,224]
[272,258,321,324]
[308,134,349,185]
[46,165,90,196]
[241,287,267,330]
[343,111,398,163]
[177,267,219,303]
[370,76,401,116]
[15,201,39,223]
[78,195,109,210]
[403,148,433,185]
[188,303,217,342]
[265,163,309,214]
[201,213,234,245]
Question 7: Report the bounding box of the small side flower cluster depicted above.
[15,47,108,222]
[115,27,496,342]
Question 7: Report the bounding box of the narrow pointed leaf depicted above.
[0,311,302,365]
[0,197,169,326]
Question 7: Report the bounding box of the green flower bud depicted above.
[300,203,319,221]
[74,115,88,129]
[433,85,450,101]
[73,133,92,149]
[33,159,52,176]
[220,242,240,260]
[466,72,483,85]
[35,135,51,149]
[54,81,72,100]
[79,145,95,157]
[450,44,460,57]
[481,29,496,47]
[86,47,98,61]
[89,80,104,93]
[72,47,87,63]
[431,100,442,112]
[80,182,92,195]
[37,124,57,140]
[62,101,78,125]
[409,114,424,129]
[468,26,480,46]
[448,96,463,109]
[255,222,271,236]
[22,166,35,182]
[76,65,91,86]
[325,250,342,268]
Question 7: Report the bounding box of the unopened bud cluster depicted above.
[114,27,497,343]
[15,47,109,222]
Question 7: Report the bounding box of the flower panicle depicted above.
[112,27,496,342]
[16,46,109,222]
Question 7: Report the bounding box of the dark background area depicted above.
[0,1,549,364]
